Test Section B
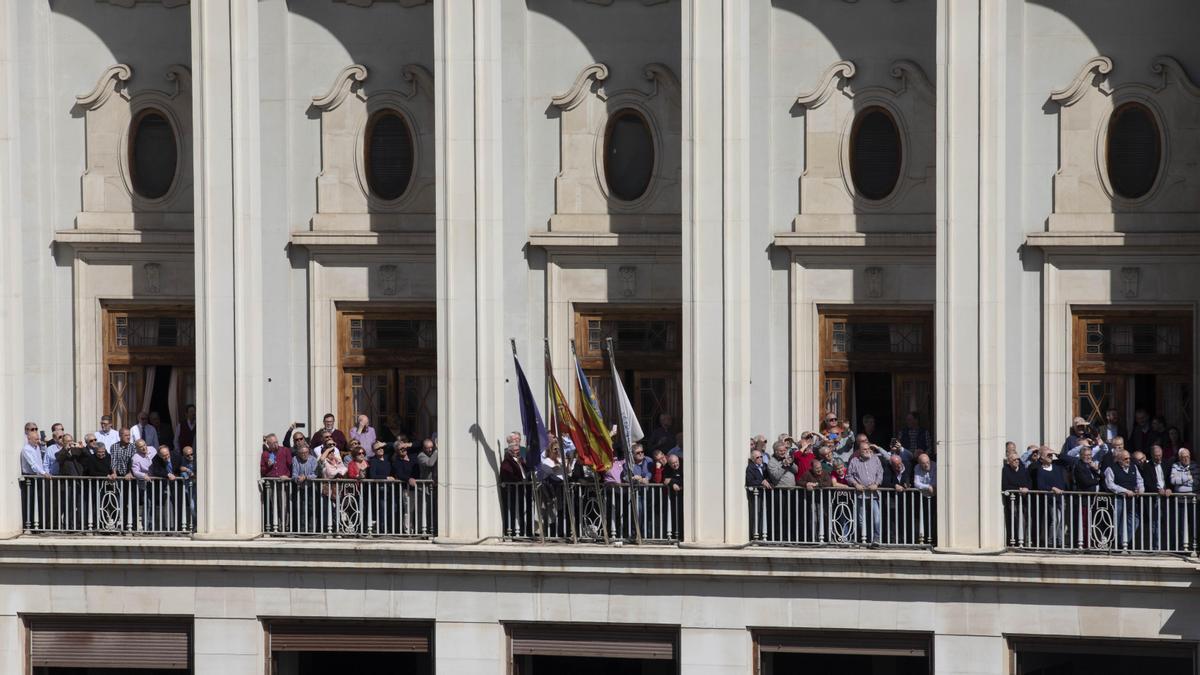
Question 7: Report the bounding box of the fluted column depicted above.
[191,0,264,537]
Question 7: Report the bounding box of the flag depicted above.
[545,348,593,472]
[511,343,548,467]
[571,343,615,472]
[605,338,644,471]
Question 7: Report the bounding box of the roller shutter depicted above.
[757,631,929,657]
[28,617,191,670]
[267,621,430,653]
[509,625,676,660]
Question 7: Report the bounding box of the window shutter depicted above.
[28,617,191,670]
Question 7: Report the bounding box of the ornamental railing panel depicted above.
[500,480,681,544]
[20,476,195,535]
[1003,490,1198,555]
[747,486,935,548]
[259,477,436,539]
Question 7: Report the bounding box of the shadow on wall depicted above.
[53,1,193,234]
[529,0,681,232]
[774,0,936,232]
[289,0,436,234]
[1028,0,1200,233]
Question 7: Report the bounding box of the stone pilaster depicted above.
[191,0,264,537]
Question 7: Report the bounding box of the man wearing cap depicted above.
[1061,416,1091,456]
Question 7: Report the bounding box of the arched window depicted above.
[365,110,415,201]
[849,106,902,201]
[129,109,177,200]
[1106,102,1161,200]
[603,108,654,202]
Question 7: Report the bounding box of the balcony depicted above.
[747,486,935,548]
[19,476,195,535]
[1003,490,1199,555]
[259,478,436,539]
[500,480,681,544]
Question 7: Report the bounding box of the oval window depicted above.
[129,110,177,200]
[365,110,415,201]
[604,109,655,202]
[1107,102,1160,200]
[849,107,902,201]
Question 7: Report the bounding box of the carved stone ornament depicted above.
[864,266,884,298]
[379,264,398,296]
[619,266,637,298]
[96,0,189,7]
[144,263,162,294]
[310,63,436,231]
[1120,267,1140,298]
[548,62,681,230]
[76,63,193,229]
[793,59,935,225]
[1048,54,1200,220]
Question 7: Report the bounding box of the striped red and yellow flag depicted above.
[572,346,615,472]
[546,352,592,469]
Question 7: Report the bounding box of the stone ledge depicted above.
[1025,231,1200,252]
[773,231,935,253]
[55,228,194,250]
[529,231,682,252]
[0,538,1193,589]
[290,230,436,250]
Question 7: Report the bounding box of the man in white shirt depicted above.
[130,411,160,450]
[20,428,49,477]
[94,415,119,453]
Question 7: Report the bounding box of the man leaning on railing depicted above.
[846,440,884,546]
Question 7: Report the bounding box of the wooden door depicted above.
[106,367,143,430]
[1075,375,1125,428]
[398,373,437,441]
[633,371,682,434]
[343,369,396,431]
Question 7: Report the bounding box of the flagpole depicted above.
[546,339,578,543]
[511,339,543,542]
[571,339,610,546]
[605,337,643,543]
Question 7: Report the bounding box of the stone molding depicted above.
[793,59,935,232]
[96,0,189,6]
[333,0,430,6]
[579,0,671,5]
[310,63,435,232]
[0,539,1192,589]
[1048,54,1200,226]
[773,230,934,254]
[529,231,681,252]
[1025,230,1200,253]
[548,61,681,233]
[75,63,193,228]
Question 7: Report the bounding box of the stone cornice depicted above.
[290,230,435,251]
[54,228,194,252]
[529,231,681,253]
[774,231,935,254]
[1026,230,1200,253]
[0,538,1193,589]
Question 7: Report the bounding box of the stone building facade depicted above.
[0,0,1198,673]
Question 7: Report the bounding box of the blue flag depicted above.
[513,346,549,468]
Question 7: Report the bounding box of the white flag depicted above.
[608,349,645,445]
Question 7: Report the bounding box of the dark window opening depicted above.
[604,108,655,202]
[1107,102,1160,200]
[129,110,177,200]
[850,106,902,201]
[366,110,415,200]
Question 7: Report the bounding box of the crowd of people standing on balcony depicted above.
[742,411,938,546]
[18,409,198,530]
[497,413,685,540]
[1000,408,1199,550]
[258,413,439,535]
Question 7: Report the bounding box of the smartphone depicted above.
[295,423,306,429]
[39,431,46,443]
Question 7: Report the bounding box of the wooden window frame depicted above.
[336,304,436,433]
[101,302,195,429]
